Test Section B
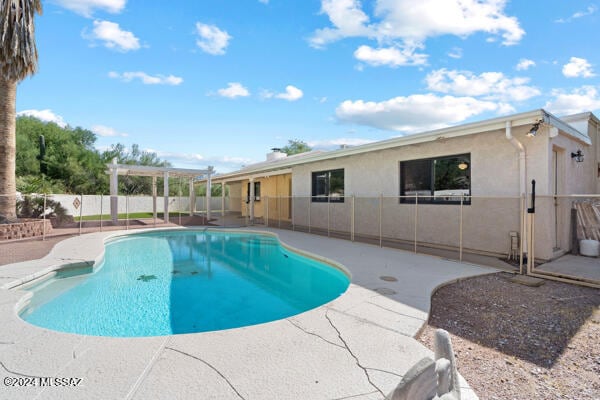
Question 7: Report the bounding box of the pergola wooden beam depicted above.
[106,160,214,223]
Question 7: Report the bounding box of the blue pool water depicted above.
[21,230,350,337]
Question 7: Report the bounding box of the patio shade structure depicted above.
[106,160,214,223]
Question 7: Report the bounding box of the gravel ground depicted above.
[418,272,600,400]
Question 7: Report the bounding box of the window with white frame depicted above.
[400,154,471,204]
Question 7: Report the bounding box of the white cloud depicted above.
[545,86,600,115]
[195,23,232,55]
[308,137,375,149]
[310,0,373,49]
[426,69,540,101]
[263,85,304,101]
[335,94,510,132]
[276,85,303,101]
[17,109,67,127]
[354,44,427,67]
[447,47,462,59]
[216,82,250,99]
[85,20,140,52]
[52,0,126,17]
[108,71,183,85]
[310,0,524,49]
[555,5,597,23]
[515,58,535,71]
[562,57,595,78]
[91,124,128,137]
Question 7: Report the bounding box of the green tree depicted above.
[281,139,311,155]
[16,116,107,194]
[102,143,171,195]
[0,0,42,221]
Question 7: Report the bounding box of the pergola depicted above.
[106,160,214,223]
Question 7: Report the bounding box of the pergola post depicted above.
[104,164,212,225]
[152,176,157,222]
[163,171,169,223]
[109,158,118,223]
[189,178,195,216]
[221,182,226,217]
[206,167,213,221]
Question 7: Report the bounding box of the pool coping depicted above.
[0,227,498,400]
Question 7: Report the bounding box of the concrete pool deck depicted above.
[0,228,497,400]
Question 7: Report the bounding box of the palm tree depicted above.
[0,0,42,222]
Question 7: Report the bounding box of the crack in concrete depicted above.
[326,306,413,339]
[365,367,403,378]
[338,293,382,313]
[286,318,345,349]
[324,311,385,398]
[0,361,45,378]
[365,301,426,321]
[331,389,379,399]
[165,347,246,400]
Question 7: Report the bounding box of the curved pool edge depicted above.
[0,228,495,399]
[17,228,352,337]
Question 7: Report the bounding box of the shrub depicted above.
[16,196,70,225]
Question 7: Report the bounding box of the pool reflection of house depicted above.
[210,109,599,262]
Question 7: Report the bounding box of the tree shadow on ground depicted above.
[428,272,600,368]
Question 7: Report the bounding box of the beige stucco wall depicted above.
[288,125,593,259]
[227,182,242,212]
[240,174,292,220]
[532,118,600,259]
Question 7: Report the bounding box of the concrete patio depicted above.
[535,254,600,283]
[0,228,498,400]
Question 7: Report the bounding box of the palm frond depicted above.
[0,0,42,81]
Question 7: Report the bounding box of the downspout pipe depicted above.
[506,120,528,271]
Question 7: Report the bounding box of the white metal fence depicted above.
[10,192,600,286]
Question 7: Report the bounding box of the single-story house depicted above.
[210,109,599,262]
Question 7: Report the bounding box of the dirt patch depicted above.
[417,272,600,400]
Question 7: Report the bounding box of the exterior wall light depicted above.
[527,121,541,137]
[457,161,469,170]
[571,150,584,162]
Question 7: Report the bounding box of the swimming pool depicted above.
[19,230,350,337]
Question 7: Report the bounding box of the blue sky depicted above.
[16,0,600,173]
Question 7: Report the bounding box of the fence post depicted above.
[519,195,525,274]
[265,196,269,227]
[379,194,383,247]
[178,178,182,226]
[414,194,418,253]
[278,195,282,229]
[459,195,464,261]
[526,180,536,275]
[327,196,331,237]
[78,194,83,236]
[126,194,129,230]
[42,194,46,241]
[100,194,103,231]
[308,197,312,233]
[289,196,296,231]
[351,195,355,242]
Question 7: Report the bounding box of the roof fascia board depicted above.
[214,109,594,180]
[213,110,546,181]
[213,168,293,183]
[543,110,592,145]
